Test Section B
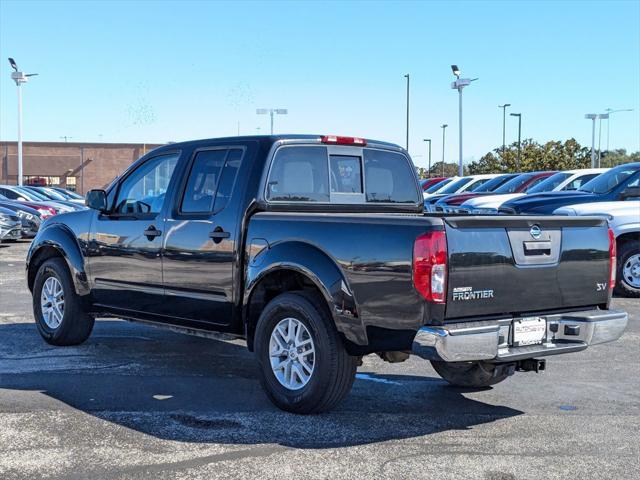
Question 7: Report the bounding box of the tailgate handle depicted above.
[523,241,551,256]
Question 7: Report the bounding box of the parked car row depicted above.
[421,162,640,297]
[0,185,86,241]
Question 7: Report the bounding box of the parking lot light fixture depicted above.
[8,58,38,187]
[451,65,477,176]
[256,108,288,135]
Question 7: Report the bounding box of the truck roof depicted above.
[156,135,403,151]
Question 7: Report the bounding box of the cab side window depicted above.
[114,153,179,215]
[181,148,243,213]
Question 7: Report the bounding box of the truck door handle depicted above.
[209,227,230,243]
[143,225,162,240]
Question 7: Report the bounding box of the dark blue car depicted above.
[499,162,640,214]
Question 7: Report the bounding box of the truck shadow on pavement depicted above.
[0,320,523,448]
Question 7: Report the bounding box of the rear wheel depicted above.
[33,258,94,346]
[255,292,358,414]
[431,360,511,388]
[616,241,640,298]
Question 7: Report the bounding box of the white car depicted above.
[554,200,640,297]
[460,168,608,214]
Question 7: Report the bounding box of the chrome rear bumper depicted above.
[412,309,628,363]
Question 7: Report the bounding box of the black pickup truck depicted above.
[26,135,628,413]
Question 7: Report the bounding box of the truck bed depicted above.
[246,211,612,351]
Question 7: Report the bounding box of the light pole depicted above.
[404,74,410,150]
[256,108,288,135]
[423,138,432,177]
[510,113,522,170]
[450,65,478,177]
[8,58,38,187]
[597,113,609,166]
[60,136,73,143]
[585,114,597,168]
[604,108,634,153]
[440,124,448,177]
[498,103,511,154]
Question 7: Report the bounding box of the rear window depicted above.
[527,172,570,193]
[439,177,473,194]
[494,174,534,194]
[363,149,418,203]
[266,146,330,202]
[425,178,451,193]
[472,175,516,193]
[579,165,640,194]
[266,146,419,204]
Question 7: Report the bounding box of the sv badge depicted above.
[596,283,607,291]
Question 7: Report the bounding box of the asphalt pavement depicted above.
[1,239,639,479]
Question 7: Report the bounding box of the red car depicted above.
[435,171,557,212]
[419,177,447,191]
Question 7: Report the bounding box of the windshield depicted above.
[14,188,44,201]
[54,188,83,199]
[494,173,535,193]
[41,188,68,201]
[527,172,571,193]
[425,178,451,193]
[27,188,57,200]
[579,165,640,194]
[440,177,473,194]
[472,175,515,193]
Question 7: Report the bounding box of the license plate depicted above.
[513,317,546,346]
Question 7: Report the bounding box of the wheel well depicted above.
[245,269,329,351]
[28,246,65,292]
[616,232,640,252]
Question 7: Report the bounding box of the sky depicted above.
[0,0,639,169]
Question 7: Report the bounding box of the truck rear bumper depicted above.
[412,309,628,363]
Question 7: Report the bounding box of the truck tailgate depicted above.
[443,216,610,320]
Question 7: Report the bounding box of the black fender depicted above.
[27,223,90,296]
[244,240,367,346]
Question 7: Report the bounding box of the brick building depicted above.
[0,141,164,194]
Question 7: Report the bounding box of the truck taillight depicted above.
[608,227,616,290]
[413,230,447,303]
[321,135,367,146]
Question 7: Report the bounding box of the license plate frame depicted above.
[513,316,546,346]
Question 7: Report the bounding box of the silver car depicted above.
[0,206,22,242]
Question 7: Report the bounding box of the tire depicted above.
[615,240,640,298]
[254,291,358,414]
[431,360,511,388]
[33,257,95,346]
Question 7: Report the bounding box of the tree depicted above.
[468,138,592,173]
[600,149,640,168]
[420,161,467,178]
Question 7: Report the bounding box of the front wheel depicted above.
[33,258,95,346]
[431,360,511,388]
[254,292,358,414]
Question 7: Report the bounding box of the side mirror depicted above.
[85,189,108,212]
[619,186,640,200]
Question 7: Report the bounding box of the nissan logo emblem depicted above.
[530,225,542,239]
